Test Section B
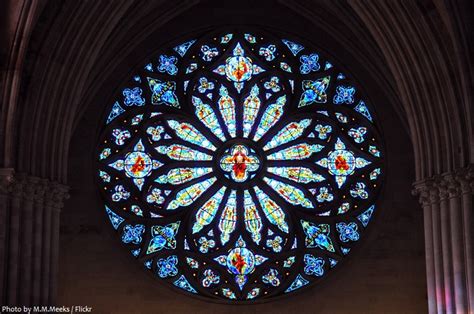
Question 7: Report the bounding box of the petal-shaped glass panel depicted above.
[155,145,212,161]
[192,97,226,141]
[263,119,312,151]
[193,186,227,233]
[167,177,216,210]
[218,86,237,137]
[167,120,216,151]
[218,190,237,244]
[243,85,261,137]
[263,177,314,208]
[156,168,212,185]
[268,167,325,183]
[253,95,286,141]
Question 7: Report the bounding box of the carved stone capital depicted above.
[15,174,41,201]
[10,176,26,199]
[44,182,70,211]
[412,178,437,207]
[0,170,70,211]
[443,174,461,199]
[414,164,474,207]
[454,164,474,194]
[0,168,15,195]
[33,179,49,204]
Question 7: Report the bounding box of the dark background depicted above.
[58,1,427,313]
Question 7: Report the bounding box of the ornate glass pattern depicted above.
[96,30,385,302]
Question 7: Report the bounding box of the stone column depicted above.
[457,169,474,313]
[413,165,473,314]
[47,183,69,305]
[0,170,69,306]
[32,179,47,304]
[415,181,438,313]
[0,168,14,304]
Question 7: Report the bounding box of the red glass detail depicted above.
[287,123,298,130]
[230,150,251,180]
[335,155,349,171]
[131,156,146,174]
[231,253,246,273]
[233,60,250,81]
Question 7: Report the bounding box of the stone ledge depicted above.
[412,164,473,206]
[0,168,70,208]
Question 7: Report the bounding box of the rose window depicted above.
[96,30,384,302]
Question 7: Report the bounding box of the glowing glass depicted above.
[97,31,384,301]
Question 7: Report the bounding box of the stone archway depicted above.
[1,1,472,312]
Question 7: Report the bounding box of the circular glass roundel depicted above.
[96,30,384,302]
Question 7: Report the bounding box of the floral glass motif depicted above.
[299,77,330,107]
[201,45,219,61]
[316,138,371,188]
[300,53,321,74]
[97,31,384,302]
[304,254,325,277]
[157,255,179,278]
[123,87,145,106]
[259,45,277,61]
[122,224,145,244]
[158,55,178,75]
[108,140,162,190]
[333,85,356,104]
[264,76,281,92]
[147,78,179,107]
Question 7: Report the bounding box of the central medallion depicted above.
[219,144,260,182]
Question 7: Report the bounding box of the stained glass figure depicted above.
[316,138,371,188]
[191,96,226,141]
[253,95,285,141]
[214,43,265,93]
[267,143,323,160]
[263,119,312,151]
[218,190,237,244]
[192,187,226,233]
[109,140,162,190]
[155,144,212,161]
[220,145,260,182]
[97,31,384,301]
[167,120,216,151]
[242,85,261,137]
[155,167,212,185]
[217,86,237,137]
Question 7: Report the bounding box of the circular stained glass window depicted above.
[96,30,384,302]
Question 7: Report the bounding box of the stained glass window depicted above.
[96,30,384,302]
